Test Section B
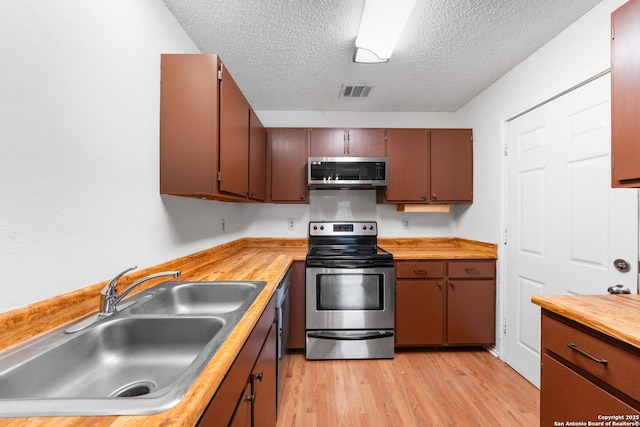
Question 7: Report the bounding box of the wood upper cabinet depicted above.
[540,312,640,424]
[267,128,309,203]
[219,63,250,198]
[430,129,473,203]
[248,109,266,201]
[611,0,640,187]
[310,128,385,157]
[381,128,473,204]
[160,54,264,202]
[383,129,429,202]
[395,259,495,348]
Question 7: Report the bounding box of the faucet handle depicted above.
[101,266,137,296]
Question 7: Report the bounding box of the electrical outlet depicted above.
[402,218,410,230]
[221,218,226,232]
[287,218,295,230]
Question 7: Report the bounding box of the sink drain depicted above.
[111,381,156,398]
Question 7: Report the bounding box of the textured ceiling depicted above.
[161,0,603,112]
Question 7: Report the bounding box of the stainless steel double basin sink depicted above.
[0,280,266,417]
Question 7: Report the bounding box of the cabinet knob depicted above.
[246,393,256,402]
[252,371,264,382]
[300,195,305,200]
[421,195,427,201]
[432,194,438,200]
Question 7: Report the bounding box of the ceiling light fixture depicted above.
[353,0,416,64]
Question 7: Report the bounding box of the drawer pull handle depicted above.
[413,269,428,275]
[464,268,480,275]
[567,343,608,365]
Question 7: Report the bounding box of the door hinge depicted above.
[503,318,507,334]
[218,68,223,81]
[612,157,616,170]
[217,171,222,181]
[503,229,508,245]
[611,26,615,40]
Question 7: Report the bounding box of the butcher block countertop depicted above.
[0,236,496,426]
[379,237,497,259]
[532,294,640,350]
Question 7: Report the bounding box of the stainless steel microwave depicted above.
[308,157,388,188]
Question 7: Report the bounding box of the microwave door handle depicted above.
[307,331,393,341]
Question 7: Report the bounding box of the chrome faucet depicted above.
[66,266,181,334]
[100,266,181,315]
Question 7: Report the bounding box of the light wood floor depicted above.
[277,349,539,427]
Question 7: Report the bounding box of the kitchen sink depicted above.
[130,281,262,315]
[0,280,267,417]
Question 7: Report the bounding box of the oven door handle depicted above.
[307,331,394,341]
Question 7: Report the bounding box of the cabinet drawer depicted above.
[541,354,640,425]
[396,261,445,279]
[542,314,640,404]
[447,261,495,279]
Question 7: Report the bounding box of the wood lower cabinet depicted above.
[395,259,495,347]
[611,0,640,187]
[540,311,640,425]
[267,128,309,203]
[286,260,306,349]
[198,297,276,427]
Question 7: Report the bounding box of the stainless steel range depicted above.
[305,221,395,360]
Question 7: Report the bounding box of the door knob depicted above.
[607,284,631,294]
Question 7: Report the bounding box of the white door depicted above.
[504,73,638,387]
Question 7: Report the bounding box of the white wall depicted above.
[0,1,243,313]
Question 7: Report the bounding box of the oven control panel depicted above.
[309,221,377,236]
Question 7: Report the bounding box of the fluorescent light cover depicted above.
[354,0,416,63]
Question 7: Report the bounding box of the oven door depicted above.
[306,266,395,330]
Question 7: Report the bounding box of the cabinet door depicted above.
[541,354,640,425]
[249,109,266,201]
[395,279,444,346]
[160,54,219,196]
[446,279,495,345]
[287,261,306,349]
[219,63,250,198]
[384,129,429,202]
[346,129,386,157]
[268,128,309,203]
[430,129,473,203]
[252,324,277,427]
[612,0,640,187]
[229,382,252,427]
[310,128,346,157]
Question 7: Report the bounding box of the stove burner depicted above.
[306,221,393,267]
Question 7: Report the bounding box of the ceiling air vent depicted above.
[340,84,374,98]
